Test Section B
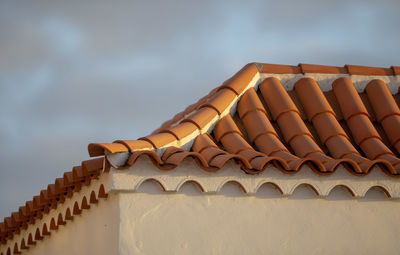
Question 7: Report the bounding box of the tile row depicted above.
[0,158,106,245]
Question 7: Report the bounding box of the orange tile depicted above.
[88,142,129,156]
[160,122,198,140]
[215,116,252,154]
[217,63,259,95]
[192,134,218,153]
[392,66,400,75]
[181,107,218,129]
[346,64,394,76]
[294,77,363,161]
[259,77,300,120]
[237,88,267,118]
[200,147,227,162]
[299,63,347,74]
[366,80,400,153]
[258,63,301,74]
[214,115,243,142]
[295,78,336,120]
[200,88,237,115]
[114,139,154,151]
[139,132,176,149]
[333,77,397,162]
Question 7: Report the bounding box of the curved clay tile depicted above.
[113,140,154,152]
[346,65,394,76]
[88,142,129,157]
[181,107,218,129]
[258,63,300,74]
[333,77,400,173]
[139,132,176,149]
[260,79,322,157]
[161,147,207,168]
[216,63,259,95]
[294,78,371,173]
[192,134,251,170]
[259,77,361,173]
[299,63,347,74]
[200,88,237,115]
[237,88,305,170]
[214,115,252,154]
[152,86,221,134]
[214,115,287,173]
[159,122,198,141]
[366,79,400,153]
[125,150,165,169]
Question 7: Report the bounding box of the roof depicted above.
[2,62,400,254]
[89,63,400,176]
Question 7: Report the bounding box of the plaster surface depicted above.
[119,181,400,255]
[111,158,400,198]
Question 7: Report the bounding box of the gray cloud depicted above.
[1,0,400,218]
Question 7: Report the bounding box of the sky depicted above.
[0,0,400,219]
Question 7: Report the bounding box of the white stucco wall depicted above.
[26,193,119,255]
[119,181,400,255]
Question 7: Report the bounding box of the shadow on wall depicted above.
[134,179,394,201]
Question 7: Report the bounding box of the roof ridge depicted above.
[258,62,400,75]
[88,63,259,157]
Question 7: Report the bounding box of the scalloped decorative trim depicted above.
[111,157,400,198]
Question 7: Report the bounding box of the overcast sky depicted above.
[0,0,399,219]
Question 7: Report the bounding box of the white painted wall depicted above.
[18,159,400,255]
[26,193,119,255]
[119,181,400,255]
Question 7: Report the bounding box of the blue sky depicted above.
[0,0,399,218]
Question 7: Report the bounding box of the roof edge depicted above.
[256,62,400,76]
[88,63,260,157]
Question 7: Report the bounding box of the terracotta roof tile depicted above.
[4,62,400,252]
[365,80,400,152]
[200,88,237,115]
[181,107,218,129]
[217,63,259,95]
[392,66,400,75]
[299,63,347,74]
[113,140,153,152]
[346,64,394,76]
[88,142,129,157]
[86,62,400,176]
[258,63,301,74]
[139,132,176,149]
[159,122,198,141]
